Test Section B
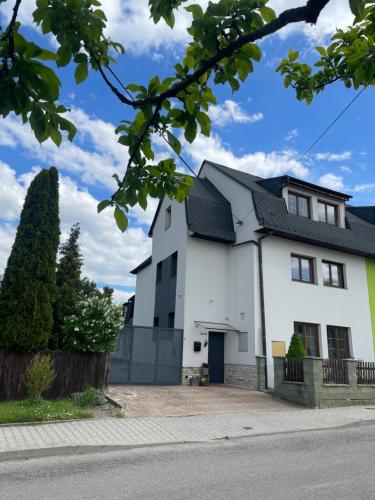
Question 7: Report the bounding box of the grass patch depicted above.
[0,399,93,424]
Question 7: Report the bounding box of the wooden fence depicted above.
[322,358,348,384]
[283,357,304,383]
[357,361,375,385]
[0,350,111,401]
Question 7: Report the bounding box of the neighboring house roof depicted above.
[203,160,375,259]
[148,177,236,244]
[347,206,375,225]
[130,256,152,275]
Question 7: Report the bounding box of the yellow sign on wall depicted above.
[272,341,286,357]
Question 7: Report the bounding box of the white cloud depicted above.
[284,129,299,141]
[269,0,354,43]
[0,224,16,279]
[316,151,352,162]
[1,0,353,55]
[0,109,159,228]
[0,167,151,290]
[318,173,344,191]
[340,165,352,173]
[208,100,263,127]
[129,198,159,227]
[111,288,133,305]
[0,162,26,221]
[353,183,375,193]
[0,111,124,189]
[184,132,309,178]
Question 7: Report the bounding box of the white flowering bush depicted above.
[62,296,123,352]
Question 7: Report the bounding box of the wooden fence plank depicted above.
[0,350,111,401]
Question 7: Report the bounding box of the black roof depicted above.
[348,206,375,225]
[130,256,152,275]
[148,177,235,244]
[258,175,351,200]
[185,178,235,243]
[203,160,375,258]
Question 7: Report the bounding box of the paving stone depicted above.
[1,406,375,454]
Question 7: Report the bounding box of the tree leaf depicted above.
[74,61,88,84]
[166,130,181,154]
[97,200,112,213]
[260,6,276,23]
[349,0,365,18]
[114,206,128,232]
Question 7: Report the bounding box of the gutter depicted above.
[232,231,273,388]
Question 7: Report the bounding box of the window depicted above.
[294,322,320,357]
[153,316,159,327]
[322,261,345,288]
[156,262,162,284]
[291,254,315,283]
[288,192,310,218]
[168,312,175,328]
[327,326,350,359]
[170,252,178,278]
[318,201,338,225]
[165,205,171,230]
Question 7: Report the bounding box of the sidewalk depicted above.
[1,406,375,461]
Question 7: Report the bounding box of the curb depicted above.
[2,419,374,462]
[105,394,123,410]
[0,441,187,463]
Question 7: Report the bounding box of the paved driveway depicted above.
[107,385,300,417]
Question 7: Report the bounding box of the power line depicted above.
[285,86,367,177]
[234,87,367,224]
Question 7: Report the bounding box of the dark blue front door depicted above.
[208,332,224,383]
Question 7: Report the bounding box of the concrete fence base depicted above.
[273,357,375,408]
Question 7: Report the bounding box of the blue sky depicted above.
[0,0,374,303]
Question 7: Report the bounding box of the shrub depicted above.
[287,333,307,358]
[25,354,56,403]
[71,387,106,407]
[62,295,123,352]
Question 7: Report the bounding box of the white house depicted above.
[130,160,375,388]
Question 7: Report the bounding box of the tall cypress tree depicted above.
[52,223,83,349]
[0,167,60,351]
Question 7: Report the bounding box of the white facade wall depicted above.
[262,236,374,386]
[132,196,188,329]
[182,238,230,367]
[180,163,262,369]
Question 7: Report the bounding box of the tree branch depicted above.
[1,0,23,74]
[97,0,331,108]
[112,101,162,198]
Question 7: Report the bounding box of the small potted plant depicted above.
[200,362,209,385]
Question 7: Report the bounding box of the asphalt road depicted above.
[2,422,375,499]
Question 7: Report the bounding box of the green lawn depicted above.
[0,399,93,424]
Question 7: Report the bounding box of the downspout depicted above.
[232,231,272,388]
[257,232,272,389]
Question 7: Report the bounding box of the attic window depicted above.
[318,200,338,226]
[288,191,310,218]
[165,205,171,230]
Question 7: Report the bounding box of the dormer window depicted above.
[165,205,171,230]
[288,191,310,218]
[318,200,338,226]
